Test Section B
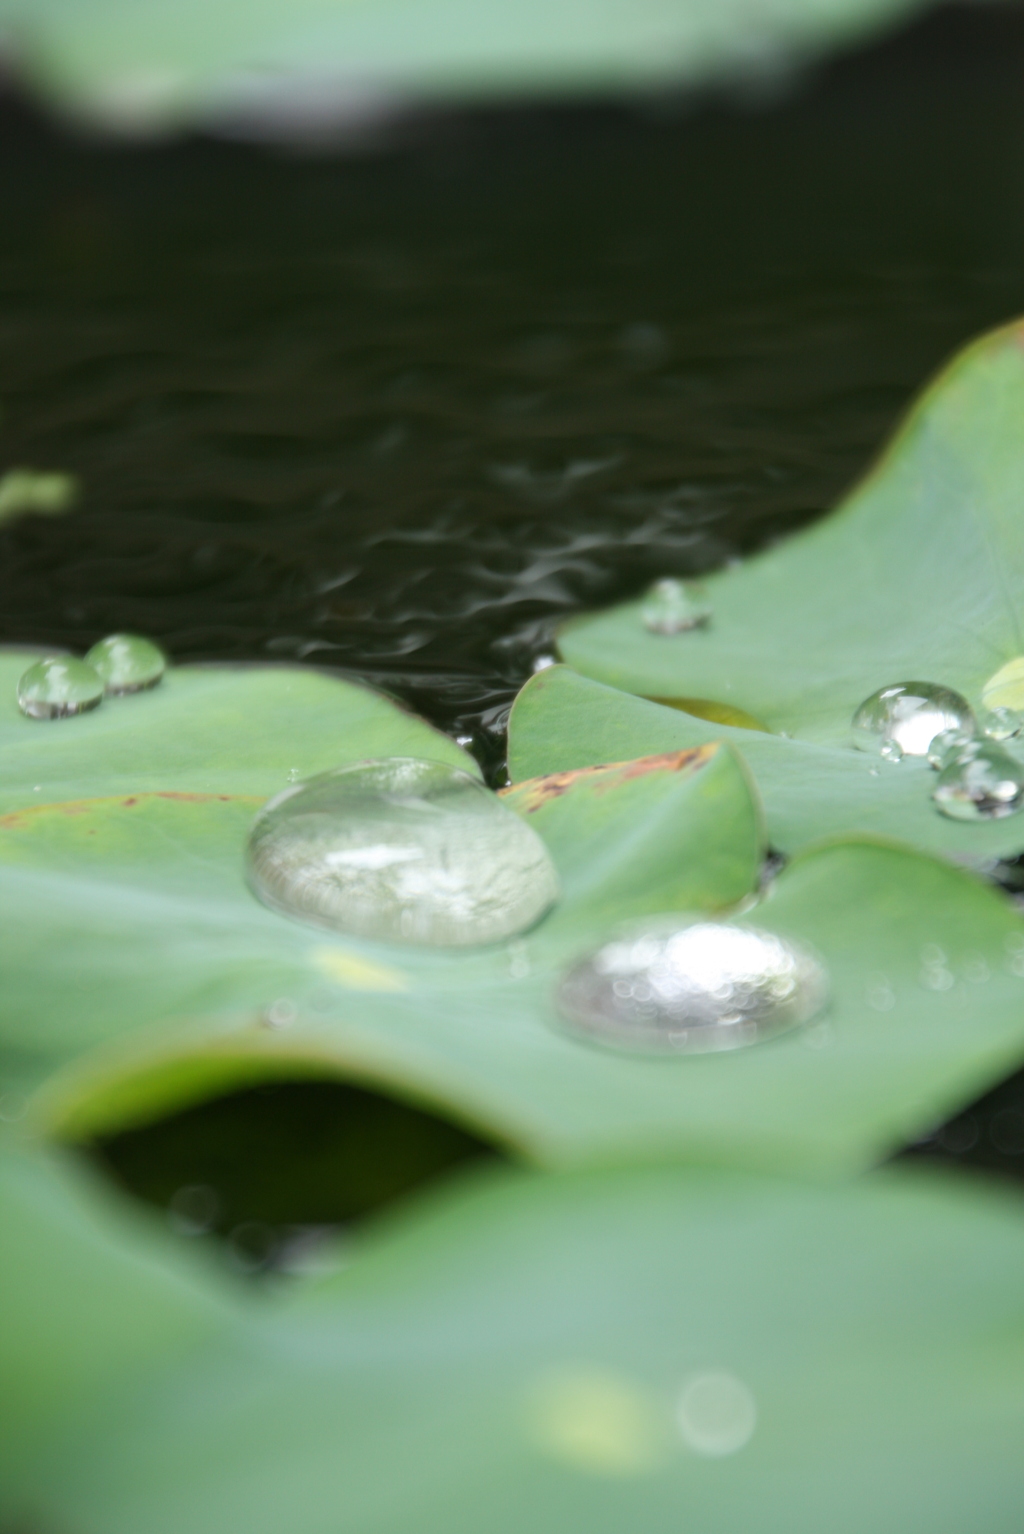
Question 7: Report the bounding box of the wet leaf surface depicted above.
[562,321,1024,765]
[509,664,1024,860]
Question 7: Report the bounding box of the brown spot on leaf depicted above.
[0,790,262,832]
[503,745,717,812]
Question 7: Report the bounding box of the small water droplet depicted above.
[168,1183,219,1235]
[990,1109,1024,1155]
[228,1220,279,1273]
[980,705,1024,742]
[676,1372,757,1458]
[557,919,827,1054]
[866,974,896,1011]
[262,997,298,1028]
[962,954,990,984]
[932,741,1024,821]
[920,964,955,991]
[531,654,557,673]
[879,739,904,764]
[17,656,103,719]
[287,767,302,783]
[851,682,974,758]
[640,578,711,635]
[84,633,166,694]
[926,726,978,770]
[247,757,559,947]
[939,1115,979,1154]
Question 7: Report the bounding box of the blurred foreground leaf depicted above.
[4,1144,1024,1533]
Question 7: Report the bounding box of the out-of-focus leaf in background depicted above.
[0,0,940,138]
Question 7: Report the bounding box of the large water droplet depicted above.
[247,757,559,947]
[16,656,103,719]
[84,633,166,694]
[851,682,974,758]
[980,705,1024,743]
[557,919,827,1054]
[932,741,1024,821]
[640,578,711,635]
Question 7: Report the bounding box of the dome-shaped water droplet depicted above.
[640,578,711,635]
[926,726,978,769]
[84,633,166,694]
[980,705,1024,742]
[247,757,559,947]
[932,741,1024,821]
[557,918,827,1054]
[16,656,104,719]
[851,682,973,758]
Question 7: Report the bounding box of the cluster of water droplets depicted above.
[247,757,559,947]
[16,633,166,719]
[851,678,1024,821]
[556,918,828,1054]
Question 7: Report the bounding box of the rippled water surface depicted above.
[4,6,1024,782]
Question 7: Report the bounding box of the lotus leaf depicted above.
[5,1144,1024,1533]
[561,319,1024,757]
[508,664,1024,861]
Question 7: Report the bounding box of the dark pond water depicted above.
[8,1,1024,1252]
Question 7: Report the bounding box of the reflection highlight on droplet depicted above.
[557,919,827,1054]
[247,757,559,947]
[851,681,974,758]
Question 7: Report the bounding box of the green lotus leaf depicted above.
[0,652,475,812]
[560,318,1024,756]
[6,1142,1024,1533]
[5,0,932,137]
[508,663,1024,860]
[10,745,1024,1174]
[0,705,765,1162]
